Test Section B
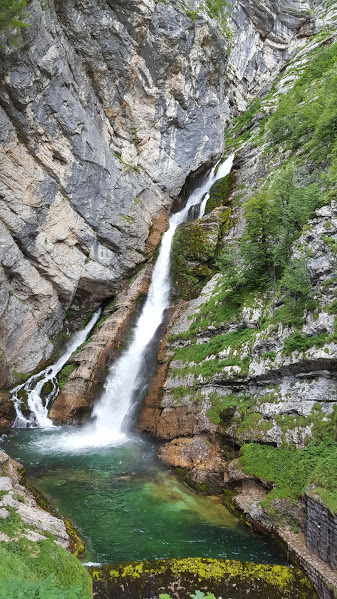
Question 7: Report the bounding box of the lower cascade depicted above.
[10,309,102,429]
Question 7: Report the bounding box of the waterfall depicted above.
[11,309,101,428]
[53,154,234,451]
[198,155,234,218]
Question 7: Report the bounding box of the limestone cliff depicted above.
[0,0,311,388]
[138,11,337,597]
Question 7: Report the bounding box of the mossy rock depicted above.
[89,557,316,599]
[57,363,76,389]
[41,380,54,399]
[171,207,230,300]
[205,171,234,214]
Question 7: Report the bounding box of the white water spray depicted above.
[53,154,234,451]
[11,309,101,428]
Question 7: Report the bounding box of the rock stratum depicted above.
[1,1,337,598]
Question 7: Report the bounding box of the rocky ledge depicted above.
[0,449,68,547]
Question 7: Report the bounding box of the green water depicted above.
[2,429,286,566]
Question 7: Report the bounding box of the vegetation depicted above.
[239,441,337,513]
[58,364,76,389]
[0,536,92,599]
[166,39,337,518]
[0,0,28,33]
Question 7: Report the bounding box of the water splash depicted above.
[11,309,101,428]
[54,154,234,451]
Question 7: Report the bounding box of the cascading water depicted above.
[56,154,235,451]
[198,154,234,218]
[11,309,101,428]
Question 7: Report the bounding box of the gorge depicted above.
[1,0,337,598]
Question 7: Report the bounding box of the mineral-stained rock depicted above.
[89,556,316,599]
[158,436,226,491]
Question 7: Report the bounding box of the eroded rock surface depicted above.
[0,449,68,548]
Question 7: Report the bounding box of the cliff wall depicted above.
[0,0,311,387]
[138,12,337,597]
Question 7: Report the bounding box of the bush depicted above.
[0,0,29,34]
[0,538,92,599]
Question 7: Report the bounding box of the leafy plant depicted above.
[0,0,29,42]
[0,574,82,599]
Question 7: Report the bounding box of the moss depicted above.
[171,209,230,300]
[57,364,76,389]
[205,171,234,214]
[89,557,314,598]
[64,519,85,557]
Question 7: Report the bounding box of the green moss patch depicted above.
[171,208,230,300]
[205,172,234,214]
[89,557,314,598]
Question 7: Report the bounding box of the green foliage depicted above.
[239,441,337,511]
[268,41,337,160]
[207,392,251,425]
[229,97,261,136]
[174,328,254,365]
[0,0,28,34]
[0,537,92,599]
[282,331,328,356]
[0,574,82,599]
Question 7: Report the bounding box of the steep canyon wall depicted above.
[0,0,311,389]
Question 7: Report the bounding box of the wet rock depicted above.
[0,449,69,548]
[89,556,316,599]
[158,436,226,491]
[171,207,231,300]
[50,264,153,423]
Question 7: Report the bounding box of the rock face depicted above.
[0,449,68,548]
[171,206,231,300]
[50,263,153,423]
[0,0,311,388]
[139,17,337,597]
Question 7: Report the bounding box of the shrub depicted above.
[0,0,29,35]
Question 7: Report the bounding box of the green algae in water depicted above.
[2,429,286,566]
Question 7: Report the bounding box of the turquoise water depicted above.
[2,429,286,566]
